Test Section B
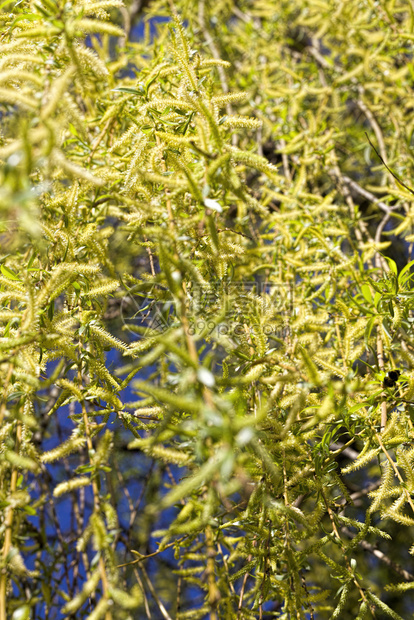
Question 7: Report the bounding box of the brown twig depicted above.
[321,488,374,615]
[376,329,388,431]
[341,527,414,582]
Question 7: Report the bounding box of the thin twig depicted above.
[376,330,388,431]
[140,564,174,620]
[365,132,414,196]
[341,175,391,214]
[376,433,414,516]
[341,527,414,582]
[357,97,387,167]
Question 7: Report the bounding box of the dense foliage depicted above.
[2,0,414,618]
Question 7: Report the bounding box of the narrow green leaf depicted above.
[112,87,144,95]
[1,264,21,280]
[360,283,372,304]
